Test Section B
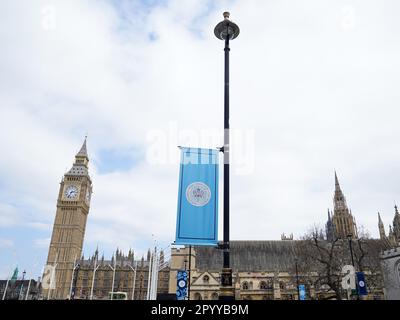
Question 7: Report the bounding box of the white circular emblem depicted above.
[178,280,186,288]
[186,182,211,207]
[359,281,365,287]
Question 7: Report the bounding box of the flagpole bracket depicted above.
[217,241,229,250]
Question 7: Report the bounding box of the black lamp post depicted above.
[188,246,192,300]
[347,234,359,300]
[295,259,300,300]
[214,12,240,301]
[183,257,188,300]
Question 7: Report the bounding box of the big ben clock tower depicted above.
[43,138,92,299]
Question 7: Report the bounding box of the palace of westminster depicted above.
[15,140,400,300]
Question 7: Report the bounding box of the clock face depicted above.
[64,185,78,199]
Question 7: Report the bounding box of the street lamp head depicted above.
[214,12,240,40]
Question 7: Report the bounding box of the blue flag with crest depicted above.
[356,272,368,296]
[175,147,219,246]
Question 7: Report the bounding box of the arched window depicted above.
[211,292,219,300]
[249,281,253,290]
[242,281,249,290]
[260,280,273,290]
[203,275,209,284]
[279,281,286,290]
[194,292,202,300]
[260,281,268,290]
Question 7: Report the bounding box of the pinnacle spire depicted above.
[76,136,88,158]
[334,170,340,190]
[378,212,386,240]
[69,136,90,174]
[378,212,383,224]
[333,171,347,211]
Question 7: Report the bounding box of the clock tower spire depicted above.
[43,137,92,299]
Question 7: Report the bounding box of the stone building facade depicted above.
[169,241,386,300]
[380,247,400,300]
[71,249,170,300]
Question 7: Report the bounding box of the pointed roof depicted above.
[378,212,384,225]
[11,267,18,281]
[333,171,348,212]
[67,137,90,176]
[76,136,88,158]
[147,249,151,261]
[334,170,341,190]
[393,205,400,227]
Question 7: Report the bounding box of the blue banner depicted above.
[176,270,188,300]
[356,272,368,296]
[298,284,306,300]
[175,147,219,246]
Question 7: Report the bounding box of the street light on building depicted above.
[214,11,240,301]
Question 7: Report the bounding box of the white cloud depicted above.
[0,204,18,227]
[0,239,14,248]
[1,0,400,271]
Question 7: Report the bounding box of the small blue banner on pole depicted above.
[175,147,219,246]
[356,272,368,296]
[298,284,306,300]
[176,270,188,300]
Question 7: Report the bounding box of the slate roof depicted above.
[66,138,89,176]
[195,241,299,272]
[195,240,388,272]
[76,138,88,158]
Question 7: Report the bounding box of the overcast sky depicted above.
[1,0,399,279]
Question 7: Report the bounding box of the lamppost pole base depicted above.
[219,268,235,300]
